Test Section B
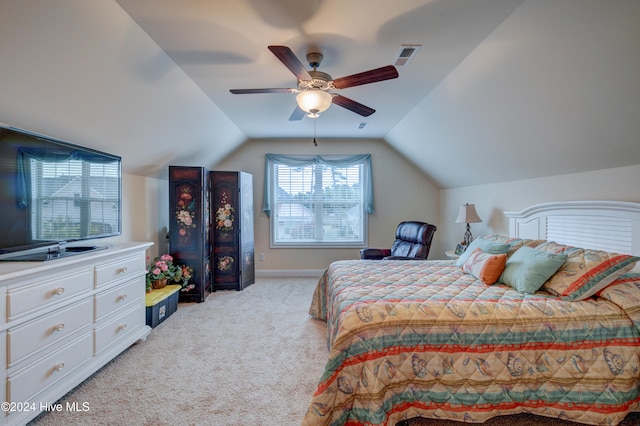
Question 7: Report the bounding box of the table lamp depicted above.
[455,203,482,247]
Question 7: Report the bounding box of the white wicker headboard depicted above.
[504,200,640,257]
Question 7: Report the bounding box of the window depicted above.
[264,154,373,248]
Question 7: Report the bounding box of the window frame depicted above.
[264,154,373,249]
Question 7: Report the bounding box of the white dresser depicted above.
[0,242,152,425]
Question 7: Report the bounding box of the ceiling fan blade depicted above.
[230,88,295,94]
[289,106,306,121]
[332,65,399,89]
[268,45,311,81]
[332,95,375,117]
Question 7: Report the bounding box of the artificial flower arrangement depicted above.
[146,254,193,292]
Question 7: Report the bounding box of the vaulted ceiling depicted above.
[115,0,523,141]
[114,0,640,188]
[1,1,639,188]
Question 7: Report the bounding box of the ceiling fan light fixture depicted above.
[296,90,332,117]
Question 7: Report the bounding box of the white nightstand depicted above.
[445,250,460,259]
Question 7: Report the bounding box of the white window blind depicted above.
[270,157,368,247]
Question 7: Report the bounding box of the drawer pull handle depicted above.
[55,287,65,296]
[118,323,127,332]
[55,362,65,372]
[54,323,65,332]
[118,266,128,274]
[117,294,128,302]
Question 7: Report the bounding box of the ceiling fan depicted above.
[230,45,399,120]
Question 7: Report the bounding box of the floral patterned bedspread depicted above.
[303,260,640,426]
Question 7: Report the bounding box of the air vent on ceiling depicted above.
[358,122,368,129]
[394,44,421,68]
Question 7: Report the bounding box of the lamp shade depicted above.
[296,90,333,117]
[455,203,482,224]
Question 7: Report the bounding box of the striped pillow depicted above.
[537,241,640,301]
[462,248,507,285]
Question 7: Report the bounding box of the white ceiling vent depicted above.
[394,44,421,68]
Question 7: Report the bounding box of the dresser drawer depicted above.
[94,305,143,355]
[7,332,92,403]
[95,279,143,321]
[7,298,92,366]
[7,269,92,319]
[94,253,145,288]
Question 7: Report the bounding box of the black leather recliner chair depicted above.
[360,221,437,260]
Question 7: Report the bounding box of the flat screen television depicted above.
[0,124,121,261]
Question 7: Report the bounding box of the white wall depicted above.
[87,173,167,259]
[388,0,640,189]
[214,138,440,273]
[0,0,240,260]
[439,164,640,258]
[116,174,168,252]
[0,0,245,179]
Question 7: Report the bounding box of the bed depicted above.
[303,200,640,426]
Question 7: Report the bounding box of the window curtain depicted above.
[262,153,374,217]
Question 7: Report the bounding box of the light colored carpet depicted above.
[28,278,640,426]
[30,278,327,426]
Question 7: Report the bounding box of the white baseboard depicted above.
[256,269,325,278]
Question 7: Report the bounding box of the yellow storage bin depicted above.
[145,285,181,328]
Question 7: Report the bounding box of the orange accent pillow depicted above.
[462,248,508,285]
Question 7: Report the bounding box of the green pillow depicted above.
[499,246,568,294]
[455,238,511,267]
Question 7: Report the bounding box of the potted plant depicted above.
[146,254,193,292]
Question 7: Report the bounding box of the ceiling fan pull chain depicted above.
[313,118,318,146]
